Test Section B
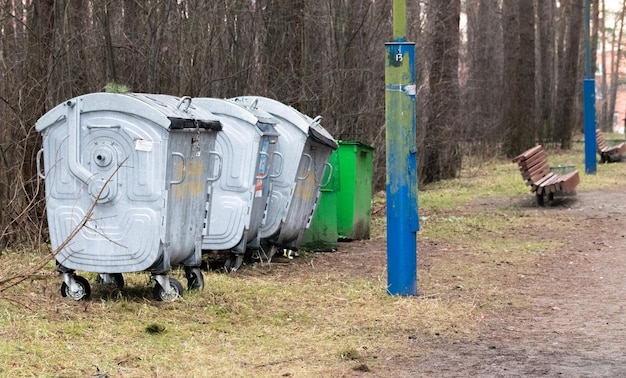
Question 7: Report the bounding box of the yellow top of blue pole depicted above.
[393,0,407,42]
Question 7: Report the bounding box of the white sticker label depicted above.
[135,139,153,152]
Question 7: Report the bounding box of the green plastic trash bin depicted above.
[301,140,374,249]
[300,165,339,251]
[335,141,374,240]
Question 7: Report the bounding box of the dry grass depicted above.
[0,142,623,377]
[0,254,479,377]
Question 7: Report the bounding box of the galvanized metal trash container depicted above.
[191,98,280,271]
[36,93,222,301]
[230,96,338,258]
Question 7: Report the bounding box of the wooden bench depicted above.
[512,145,580,206]
[596,129,626,163]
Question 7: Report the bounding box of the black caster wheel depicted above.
[61,275,91,301]
[185,267,204,291]
[153,277,184,301]
[224,254,244,272]
[96,273,124,289]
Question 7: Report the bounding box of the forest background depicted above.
[0,0,624,250]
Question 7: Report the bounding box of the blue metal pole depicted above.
[584,0,597,174]
[385,40,418,296]
[584,79,597,173]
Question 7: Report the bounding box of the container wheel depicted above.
[110,273,124,289]
[96,273,125,289]
[61,275,91,301]
[224,253,243,273]
[153,277,184,301]
[185,267,204,291]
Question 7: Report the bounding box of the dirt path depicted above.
[295,187,626,377]
[406,189,626,377]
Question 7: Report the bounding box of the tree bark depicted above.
[422,0,461,184]
[554,0,583,149]
[502,0,536,156]
[537,0,557,142]
[465,0,503,148]
[600,0,609,130]
[607,1,626,132]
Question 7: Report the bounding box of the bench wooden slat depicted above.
[535,172,556,186]
[512,145,544,163]
[538,173,558,187]
[538,174,562,195]
[596,129,625,163]
[516,147,546,163]
[560,170,580,193]
[512,144,579,205]
[524,164,551,182]
[518,151,549,173]
[518,153,548,173]
[516,155,547,171]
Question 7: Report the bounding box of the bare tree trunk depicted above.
[465,0,503,150]
[502,0,519,155]
[607,1,626,132]
[503,0,537,155]
[99,1,117,83]
[592,0,600,73]
[120,0,138,90]
[147,0,173,93]
[0,0,19,250]
[260,0,305,104]
[554,0,583,149]
[422,0,461,184]
[519,0,537,140]
[537,0,557,143]
[600,0,610,130]
[10,0,56,248]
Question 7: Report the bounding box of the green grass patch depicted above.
[1,142,623,376]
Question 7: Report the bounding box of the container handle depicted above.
[66,99,94,185]
[170,152,186,185]
[177,96,192,112]
[86,124,121,129]
[296,153,313,180]
[311,115,323,125]
[36,148,46,179]
[207,151,223,182]
[270,151,284,178]
[319,162,333,187]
